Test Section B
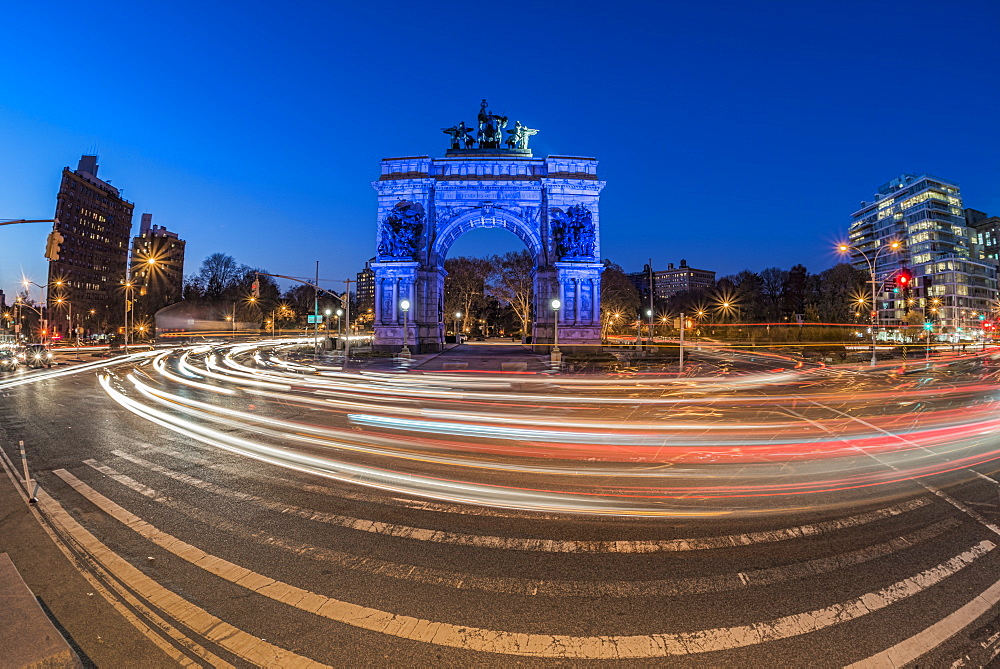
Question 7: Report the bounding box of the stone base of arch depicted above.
[372,261,446,354]
[531,262,604,353]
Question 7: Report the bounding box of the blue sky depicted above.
[2,0,999,301]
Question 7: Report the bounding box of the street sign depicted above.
[307,315,322,324]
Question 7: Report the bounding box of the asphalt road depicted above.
[3,343,1000,666]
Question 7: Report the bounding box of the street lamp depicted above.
[838,240,901,366]
[645,308,654,349]
[54,297,78,352]
[550,298,561,370]
[336,308,343,349]
[400,299,411,359]
[22,278,63,344]
[454,311,462,343]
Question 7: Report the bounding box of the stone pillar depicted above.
[574,278,581,325]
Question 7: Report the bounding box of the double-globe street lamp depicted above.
[838,241,901,366]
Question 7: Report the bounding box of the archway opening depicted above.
[442,227,536,343]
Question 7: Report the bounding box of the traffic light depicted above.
[44,230,65,261]
[896,268,912,289]
[251,276,260,299]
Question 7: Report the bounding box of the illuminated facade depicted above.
[356,258,375,316]
[848,174,997,336]
[966,208,1000,264]
[49,155,135,333]
[372,102,605,352]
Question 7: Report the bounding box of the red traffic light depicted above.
[896,269,912,287]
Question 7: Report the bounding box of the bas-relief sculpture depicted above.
[550,205,596,259]
[377,200,425,259]
[442,99,538,152]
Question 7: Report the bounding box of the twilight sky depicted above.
[2,0,999,301]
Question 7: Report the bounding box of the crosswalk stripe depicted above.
[84,457,964,598]
[847,578,1000,667]
[109,448,931,553]
[53,468,994,659]
[37,474,331,667]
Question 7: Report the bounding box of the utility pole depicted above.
[343,278,353,365]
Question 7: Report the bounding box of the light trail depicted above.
[58,340,999,514]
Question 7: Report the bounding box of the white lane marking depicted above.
[39,474,330,666]
[847,577,1000,668]
[54,468,995,659]
[972,469,1000,487]
[109,448,930,553]
[85,458,959,598]
[800,400,1000,537]
[0,442,217,667]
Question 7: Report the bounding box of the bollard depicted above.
[18,441,37,504]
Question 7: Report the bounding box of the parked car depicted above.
[24,344,53,368]
[0,349,19,372]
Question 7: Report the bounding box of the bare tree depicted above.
[197,253,240,300]
[759,267,788,321]
[444,257,491,334]
[486,250,534,340]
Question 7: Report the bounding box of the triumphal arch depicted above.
[372,100,605,352]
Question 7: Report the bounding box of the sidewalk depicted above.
[0,442,176,667]
[414,342,550,372]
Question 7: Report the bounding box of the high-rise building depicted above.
[848,174,997,335]
[48,155,135,333]
[356,258,375,315]
[130,213,186,320]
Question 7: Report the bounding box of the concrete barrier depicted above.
[442,362,469,370]
[0,553,81,668]
[500,362,528,372]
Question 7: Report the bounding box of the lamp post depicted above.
[454,311,462,344]
[550,298,562,370]
[22,279,63,345]
[679,311,685,373]
[324,308,332,350]
[336,308,343,350]
[54,297,78,355]
[646,308,654,348]
[400,299,411,359]
[838,241,901,366]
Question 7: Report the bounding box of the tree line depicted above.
[175,251,876,338]
[181,253,350,327]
